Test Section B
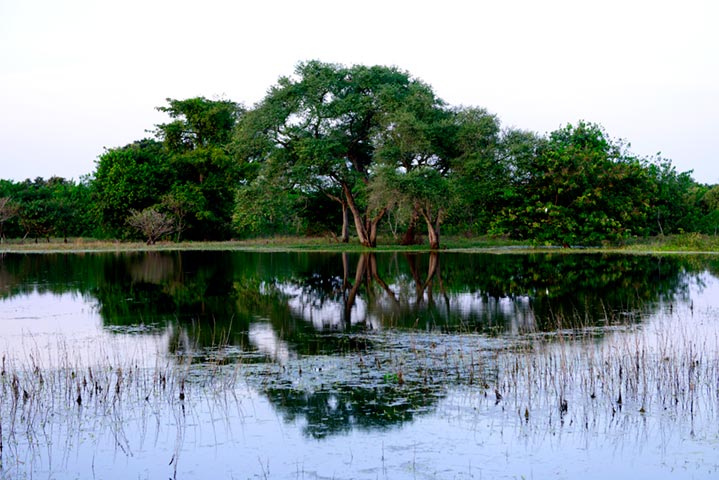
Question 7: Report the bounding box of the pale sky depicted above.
[1,0,717,184]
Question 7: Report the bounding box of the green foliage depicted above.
[695,185,719,235]
[155,97,242,151]
[160,185,201,241]
[0,177,95,242]
[444,108,505,233]
[491,122,657,245]
[0,195,20,241]
[646,159,705,235]
[89,98,244,241]
[1,62,710,246]
[235,60,448,247]
[233,178,305,238]
[155,97,245,239]
[91,139,171,238]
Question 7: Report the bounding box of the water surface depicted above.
[1,251,718,479]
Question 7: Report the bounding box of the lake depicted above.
[1,250,718,479]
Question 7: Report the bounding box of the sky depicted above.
[1,0,718,184]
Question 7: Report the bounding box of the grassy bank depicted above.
[1,233,718,254]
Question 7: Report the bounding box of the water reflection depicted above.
[2,250,719,478]
[0,252,719,478]
[268,383,440,439]
[0,251,708,344]
[0,252,711,427]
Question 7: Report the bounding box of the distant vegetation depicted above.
[2,61,718,248]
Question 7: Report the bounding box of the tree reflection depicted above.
[267,384,442,439]
[0,250,713,439]
[274,252,688,335]
[0,250,705,349]
[282,252,445,332]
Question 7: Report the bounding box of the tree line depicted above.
[2,60,718,247]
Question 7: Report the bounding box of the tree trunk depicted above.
[344,253,368,325]
[175,218,184,242]
[400,208,420,245]
[367,212,384,248]
[427,225,440,250]
[400,222,417,246]
[325,191,350,243]
[342,182,390,248]
[343,183,371,247]
[340,202,349,243]
[420,209,441,250]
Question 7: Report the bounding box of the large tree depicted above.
[370,87,456,245]
[441,107,504,235]
[91,139,171,238]
[234,61,447,247]
[154,97,244,239]
[493,122,656,244]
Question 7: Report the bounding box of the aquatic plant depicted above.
[1,279,717,479]
[0,339,244,480]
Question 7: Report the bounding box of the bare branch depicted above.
[127,207,175,245]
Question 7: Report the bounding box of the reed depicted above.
[0,338,244,479]
[470,310,719,443]
[0,303,716,478]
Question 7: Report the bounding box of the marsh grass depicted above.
[325,305,719,453]
[618,233,719,253]
[0,337,245,479]
[1,302,717,478]
[476,309,719,450]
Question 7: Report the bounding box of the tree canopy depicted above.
[90,97,244,241]
[233,61,451,247]
[0,61,713,247]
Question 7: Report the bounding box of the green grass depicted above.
[2,233,718,254]
[619,232,719,253]
[0,235,532,254]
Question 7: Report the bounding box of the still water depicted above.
[1,251,718,479]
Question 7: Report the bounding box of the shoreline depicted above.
[2,234,719,255]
